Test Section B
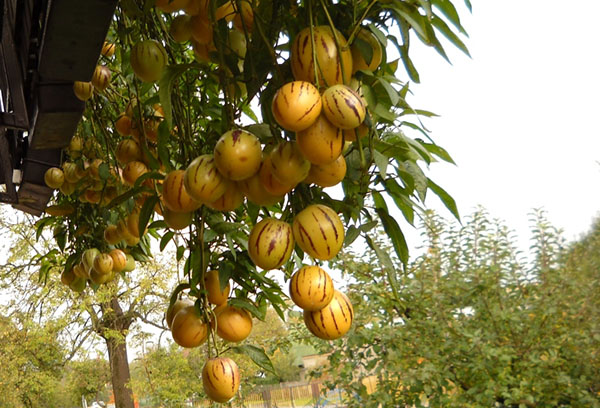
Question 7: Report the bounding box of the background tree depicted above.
[310,208,600,407]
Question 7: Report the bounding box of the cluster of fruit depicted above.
[247,204,353,340]
[166,270,249,402]
[59,247,135,292]
[43,0,388,403]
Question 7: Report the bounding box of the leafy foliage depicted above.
[314,209,600,407]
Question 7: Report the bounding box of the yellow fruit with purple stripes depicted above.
[304,290,353,340]
[270,141,311,185]
[202,357,241,403]
[351,27,383,74]
[171,305,208,348]
[163,208,193,230]
[166,298,194,330]
[73,81,94,101]
[289,265,334,311]
[291,26,353,86]
[292,204,344,260]
[304,154,346,188]
[122,160,148,186]
[215,305,252,342]
[248,218,294,270]
[238,172,284,206]
[205,182,244,212]
[184,154,228,203]
[130,40,168,83]
[296,113,344,165]
[258,156,295,196]
[91,65,111,92]
[116,139,142,165]
[213,129,262,181]
[322,85,366,130]
[162,170,202,212]
[271,81,322,132]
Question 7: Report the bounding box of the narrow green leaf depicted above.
[160,231,174,252]
[432,0,468,34]
[372,191,388,212]
[229,298,264,320]
[158,64,197,128]
[365,235,402,299]
[372,149,389,179]
[431,16,471,57]
[157,121,171,171]
[232,344,276,375]
[422,142,456,164]
[138,195,158,238]
[377,78,400,106]
[427,178,460,220]
[169,282,191,307]
[384,178,416,226]
[375,207,409,265]
[392,2,429,42]
[344,225,360,246]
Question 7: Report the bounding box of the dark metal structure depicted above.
[0,0,117,215]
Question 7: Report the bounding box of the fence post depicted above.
[262,389,271,408]
[311,383,320,404]
[289,387,296,408]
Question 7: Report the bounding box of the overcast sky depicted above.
[398,0,600,253]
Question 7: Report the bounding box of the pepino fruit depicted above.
[271,81,322,132]
[184,154,227,203]
[166,298,194,329]
[44,167,65,189]
[351,27,383,73]
[73,81,94,101]
[101,41,116,58]
[213,129,262,181]
[296,113,344,165]
[321,85,366,130]
[170,14,193,43]
[162,170,202,212]
[205,270,230,306]
[258,156,295,196]
[104,225,122,245]
[116,139,142,165]
[202,357,241,403]
[205,184,244,212]
[238,172,284,206]
[122,160,149,186]
[171,305,208,348]
[291,26,353,86]
[304,290,353,340]
[91,65,111,92]
[304,154,347,188]
[130,40,168,83]
[248,218,294,270]
[163,208,194,230]
[109,249,127,273]
[269,141,311,186]
[215,305,252,342]
[289,265,335,311]
[292,204,344,260]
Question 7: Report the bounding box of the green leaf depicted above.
[365,235,402,299]
[158,64,197,128]
[422,142,455,164]
[384,178,417,226]
[229,298,264,320]
[35,217,53,241]
[399,45,420,83]
[377,78,400,106]
[375,207,409,265]
[427,178,460,220]
[372,149,389,179]
[432,0,468,34]
[392,2,429,42]
[431,16,471,57]
[157,121,172,171]
[138,195,158,238]
[169,282,191,307]
[344,225,360,247]
[160,231,174,252]
[354,36,374,66]
[232,344,276,375]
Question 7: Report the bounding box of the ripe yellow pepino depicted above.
[289,265,335,311]
[248,218,294,270]
[202,357,241,403]
[322,84,367,130]
[292,204,345,260]
[271,81,322,132]
[304,290,354,340]
[184,154,228,203]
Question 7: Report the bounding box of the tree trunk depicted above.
[106,335,135,408]
[100,297,134,408]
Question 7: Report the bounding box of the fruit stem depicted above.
[319,0,349,85]
[308,0,321,89]
[347,0,378,46]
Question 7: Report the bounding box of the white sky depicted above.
[399,0,600,252]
